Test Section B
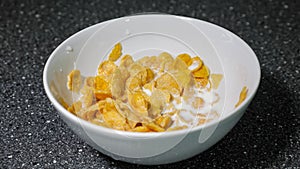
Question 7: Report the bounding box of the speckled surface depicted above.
[0,0,299,168]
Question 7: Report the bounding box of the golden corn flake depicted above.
[120,54,134,68]
[108,43,122,61]
[148,106,162,119]
[82,110,97,121]
[126,67,150,91]
[97,60,117,78]
[169,58,192,89]
[148,56,161,70]
[171,70,191,91]
[94,75,112,100]
[114,100,131,118]
[177,53,192,66]
[193,65,209,78]
[137,56,151,67]
[94,91,112,101]
[194,78,209,88]
[128,91,149,116]
[126,76,142,91]
[111,68,126,99]
[150,89,168,109]
[67,101,82,115]
[143,122,165,132]
[158,52,174,71]
[161,90,172,103]
[67,69,81,92]
[158,52,174,62]
[126,72,146,91]
[76,100,105,118]
[211,74,223,89]
[156,73,181,95]
[80,85,94,107]
[190,56,203,72]
[84,77,95,87]
[95,110,103,120]
[57,97,69,109]
[235,86,248,108]
[155,115,172,129]
[146,68,155,83]
[94,75,110,91]
[172,57,189,72]
[198,118,207,125]
[128,63,146,76]
[102,101,128,130]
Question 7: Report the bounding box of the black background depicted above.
[0,0,299,168]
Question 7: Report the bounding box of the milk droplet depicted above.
[65,45,73,54]
[126,29,130,35]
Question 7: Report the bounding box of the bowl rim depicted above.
[43,14,261,138]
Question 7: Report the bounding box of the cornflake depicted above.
[235,86,248,107]
[67,70,81,92]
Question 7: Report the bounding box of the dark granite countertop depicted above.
[1,0,299,168]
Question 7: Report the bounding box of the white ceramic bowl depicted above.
[43,14,260,165]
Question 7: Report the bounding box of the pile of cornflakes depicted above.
[65,43,224,132]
